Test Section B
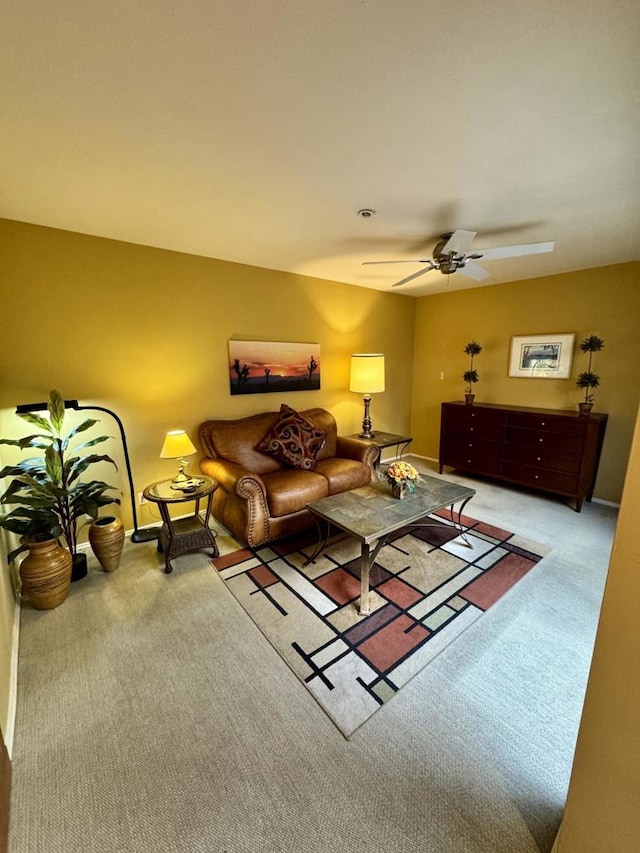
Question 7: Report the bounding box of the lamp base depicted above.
[131,527,161,543]
[359,395,375,440]
[172,461,191,483]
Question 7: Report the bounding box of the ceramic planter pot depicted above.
[20,535,72,609]
[89,516,125,572]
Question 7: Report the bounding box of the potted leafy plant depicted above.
[576,335,605,416]
[0,390,120,581]
[463,340,482,405]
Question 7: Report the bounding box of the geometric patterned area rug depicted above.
[211,510,550,738]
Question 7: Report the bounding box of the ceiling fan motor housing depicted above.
[433,233,463,274]
[433,233,453,258]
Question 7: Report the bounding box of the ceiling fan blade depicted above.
[474,241,555,262]
[362,259,431,265]
[441,229,477,255]
[391,266,434,287]
[459,260,490,281]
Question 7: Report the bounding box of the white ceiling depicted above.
[2,0,639,296]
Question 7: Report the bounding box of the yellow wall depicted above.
[0,217,416,527]
[556,401,640,851]
[410,263,640,503]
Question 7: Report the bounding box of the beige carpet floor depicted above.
[8,459,617,853]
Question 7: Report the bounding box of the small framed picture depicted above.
[509,333,575,379]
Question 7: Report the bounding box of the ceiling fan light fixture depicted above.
[364,228,555,287]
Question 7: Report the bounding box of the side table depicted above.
[346,431,413,470]
[143,476,219,573]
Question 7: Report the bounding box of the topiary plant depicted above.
[463,340,482,396]
[576,335,605,404]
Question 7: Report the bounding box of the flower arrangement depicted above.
[385,460,419,495]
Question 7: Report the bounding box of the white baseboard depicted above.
[592,496,620,508]
[404,451,435,462]
[5,596,20,758]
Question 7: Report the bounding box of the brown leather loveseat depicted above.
[199,406,377,548]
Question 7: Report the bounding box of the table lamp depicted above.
[160,430,197,482]
[350,353,385,439]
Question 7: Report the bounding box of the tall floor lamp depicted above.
[14,399,159,543]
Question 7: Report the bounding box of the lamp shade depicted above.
[160,430,196,459]
[350,354,385,394]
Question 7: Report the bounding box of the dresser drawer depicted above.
[502,462,579,495]
[502,443,583,475]
[445,452,503,476]
[447,420,506,442]
[444,405,507,425]
[506,411,587,436]
[505,426,585,455]
[442,437,503,460]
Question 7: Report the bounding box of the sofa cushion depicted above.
[199,407,339,475]
[299,408,338,460]
[256,404,326,470]
[262,468,329,517]
[314,457,374,495]
[200,412,284,475]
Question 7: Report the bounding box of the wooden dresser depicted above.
[439,401,608,511]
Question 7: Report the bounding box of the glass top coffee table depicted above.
[306,474,475,614]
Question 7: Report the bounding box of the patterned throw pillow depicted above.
[256,404,326,470]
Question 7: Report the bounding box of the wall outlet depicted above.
[138,491,148,505]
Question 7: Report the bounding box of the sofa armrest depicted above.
[200,457,266,497]
[335,436,378,471]
[200,456,271,546]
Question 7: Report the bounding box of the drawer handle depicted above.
[537,456,541,461]
[467,459,472,463]
[541,421,546,426]
[535,475,539,479]
[470,427,474,432]
[539,438,544,443]
[468,442,473,447]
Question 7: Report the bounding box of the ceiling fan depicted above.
[362,230,555,287]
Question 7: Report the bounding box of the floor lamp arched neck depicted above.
[15,398,159,543]
[350,353,385,439]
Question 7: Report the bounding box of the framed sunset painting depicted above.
[228,340,321,395]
